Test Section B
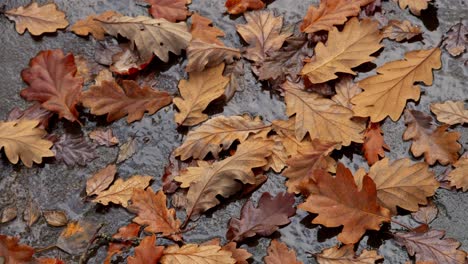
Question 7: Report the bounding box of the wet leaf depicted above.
[430,101,468,125]
[226,192,295,242]
[57,220,99,255]
[161,244,235,264]
[104,223,140,264]
[23,199,41,227]
[129,188,182,241]
[383,20,422,42]
[301,18,383,84]
[442,22,467,56]
[395,229,467,264]
[43,210,68,227]
[145,0,190,22]
[174,63,230,126]
[81,80,172,123]
[174,115,270,160]
[86,164,117,197]
[403,109,461,165]
[190,13,225,45]
[52,134,97,167]
[351,48,442,122]
[117,137,138,163]
[299,163,391,244]
[70,11,119,40]
[89,129,119,147]
[20,49,83,122]
[7,103,53,130]
[395,0,430,16]
[368,158,439,214]
[0,120,54,167]
[225,0,265,15]
[412,203,438,224]
[127,235,164,264]
[176,138,274,220]
[93,175,152,208]
[316,244,383,263]
[448,157,468,191]
[0,235,34,263]
[331,77,361,110]
[0,205,17,224]
[264,240,302,264]
[5,2,68,36]
[362,122,390,165]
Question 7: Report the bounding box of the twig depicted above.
[78,223,104,264]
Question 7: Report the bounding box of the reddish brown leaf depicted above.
[7,103,53,129]
[190,13,224,45]
[20,50,83,122]
[127,235,164,264]
[264,240,303,264]
[0,235,34,264]
[225,0,265,15]
[145,0,190,22]
[363,122,390,165]
[104,223,140,264]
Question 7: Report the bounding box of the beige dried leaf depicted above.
[86,164,117,197]
[70,11,119,40]
[186,40,241,72]
[448,157,468,192]
[395,0,430,16]
[23,200,40,227]
[161,244,235,264]
[316,244,383,264]
[331,77,361,109]
[93,175,152,208]
[383,20,422,42]
[430,101,468,125]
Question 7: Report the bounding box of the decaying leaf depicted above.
[57,220,99,255]
[23,199,41,227]
[0,120,54,167]
[43,210,68,227]
[129,188,182,241]
[299,163,391,244]
[331,77,361,109]
[395,229,467,264]
[176,138,273,220]
[81,80,172,123]
[145,0,190,22]
[301,18,383,84]
[227,192,295,242]
[104,223,140,264]
[351,48,442,122]
[86,164,117,197]
[430,101,468,125]
[368,158,439,214]
[442,22,467,56]
[1,205,17,224]
[20,49,84,122]
[93,175,152,207]
[316,244,383,264]
[5,2,68,36]
[89,129,119,147]
[70,11,119,40]
[52,134,97,167]
[0,235,34,263]
[127,235,164,264]
[395,0,430,16]
[403,109,461,165]
[225,0,265,15]
[363,122,390,165]
[448,157,468,191]
[117,137,138,163]
[383,20,422,42]
[161,244,235,264]
[264,240,302,264]
[174,63,230,126]
[174,115,270,160]
[7,103,53,130]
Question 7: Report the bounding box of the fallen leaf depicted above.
[301,18,382,84]
[93,175,153,207]
[174,63,230,126]
[282,80,365,145]
[351,48,442,122]
[264,135,289,173]
[104,223,140,264]
[81,80,172,123]
[110,48,154,75]
[0,120,54,167]
[403,109,461,165]
[97,14,191,61]
[430,101,468,125]
[5,2,68,36]
[174,115,270,160]
[37,258,65,264]
[395,0,430,16]
[383,20,422,42]
[145,0,190,22]
[117,137,138,163]
[176,138,273,220]
[0,205,17,224]
[161,244,235,264]
[368,158,439,214]
[128,235,164,264]
[316,244,383,264]
[331,77,361,110]
[0,235,34,263]
[221,242,252,264]
[412,203,438,224]
[51,134,97,166]
[264,240,302,264]
[394,229,467,263]
[70,11,119,40]
[57,220,99,255]
[89,129,119,147]
[362,122,390,165]
[86,164,117,197]
[442,22,467,56]
[226,192,295,242]
[448,157,468,191]
[7,103,53,130]
[43,210,68,227]
[23,199,40,227]
[190,13,225,45]
[20,49,83,122]
[129,188,182,241]
[94,69,114,86]
[225,0,265,15]
[271,117,309,157]
[299,163,391,244]
[186,40,241,72]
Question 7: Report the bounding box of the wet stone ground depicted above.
[0,0,467,263]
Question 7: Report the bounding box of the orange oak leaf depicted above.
[127,235,164,264]
[20,50,83,122]
[104,223,140,264]
[362,122,390,165]
[190,13,224,45]
[145,0,190,22]
[395,0,430,16]
[0,235,34,264]
[264,240,303,264]
[298,163,391,244]
[316,244,383,263]
[81,80,172,123]
[225,0,265,15]
[129,188,182,241]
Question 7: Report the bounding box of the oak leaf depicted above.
[93,175,152,207]
[174,115,270,160]
[145,0,190,22]
[298,163,391,244]
[403,109,461,165]
[383,20,422,42]
[225,0,265,15]
[7,103,53,130]
[301,18,382,84]
[127,235,164,264]
[186,40,241,72]
[5,2,68,36]
[0,235,34,264]
[264,240,302,264]
[331,77,361,110]
[394,229,467,264]
[104,223,140,264]
[109,48,154,75]
[0,120,54,167]
[129,188,182,241]
[412,203,438,225]
[368,158,439,214]
[351,48,441,122]
[202,239,252,264]
[81,80,172,123]
[362,122,390,165]
[70,11,119,40]
[20,50,84,122]
[89,128,119,147]
[174,63,230,126]
[57,220,99,254]
[161,244,235,264]
[175,138,273,220]
[86,164,117,197]
[430,101,468,125]
[316,244,383,264]
[190,13,225,45]
[271,117,309,157]
[226,192,295,242]
[51,134,97,166]
[97,15,191,61]
[264,135,289,173]
[282,80,365,145]
[395,0,430,16]
[442,22,467,56]
[448,157,468,191]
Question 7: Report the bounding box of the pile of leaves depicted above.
[0,0,467,263]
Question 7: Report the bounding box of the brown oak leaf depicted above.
[127,235,164,264]
[430,101,468,125]
[86,164,117,197]
[316,244,383,263]
[93,175,152,208]
[0,235,34,264]
[161,244,235,264]
[331,77,362,110]
[395,0,430,16]
[89,128,119,147]
[442,22,467,57]
[264,240,302,264]
[363,122,390,165]
[448,157,468,192]
[190,13,225,45]
[186,40,241,72]
[104,223,140,264]
[271,117,310,157]
[383,20,422,42]
[70,11,119,40]
[225,0,265,15]
[145,0,190,22]
[202,238,252,264]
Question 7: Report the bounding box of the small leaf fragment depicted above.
[43,210,68,227]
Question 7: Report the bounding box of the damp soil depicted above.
[0,0,467,263]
